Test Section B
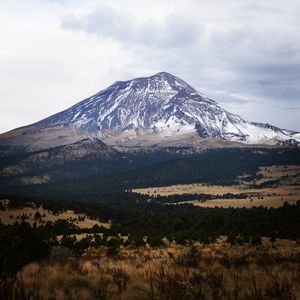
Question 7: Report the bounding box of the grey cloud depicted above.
[200,20,300,104]
[61,1,300,108]
[284,107,300,110]
[61,5,201,48]
[243,3,288,15]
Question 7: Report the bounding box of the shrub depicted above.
[147,236,164,247]
[50,246,74,260]
[107,246,119,257]
[0,222,49,279]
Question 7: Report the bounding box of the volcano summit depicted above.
[1,72,299,150]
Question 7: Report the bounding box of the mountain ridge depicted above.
[1,71,299,150]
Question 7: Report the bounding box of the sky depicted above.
[0,0,300,133]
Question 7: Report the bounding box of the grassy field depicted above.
[0,203,111,229]
[133,165,300,208]
[1,238,299,300]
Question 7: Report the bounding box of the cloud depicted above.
[204,23,300,102]
[61,4,201,48]
[0,0,299,133]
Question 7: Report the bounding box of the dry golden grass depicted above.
[184,195,299,208]
[256,165,300,184]
[0,205,110,229]
[2,239,300,300]
[134,183,241,196]
[133,165,300,208]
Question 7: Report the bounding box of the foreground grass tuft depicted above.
[1,240,300,300]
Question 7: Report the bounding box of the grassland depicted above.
[1,238,299,300]
[0,203,110,229]
[133,165,300,208]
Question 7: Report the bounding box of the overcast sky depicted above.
[1,0,300,133]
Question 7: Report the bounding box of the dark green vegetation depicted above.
[4,194,300,241]
[0,146,299,200]
[0,222,49,279]
[1,194,300,281]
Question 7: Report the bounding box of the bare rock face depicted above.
[1,72,299,150]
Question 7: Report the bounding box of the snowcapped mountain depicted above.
[1,72,299,149]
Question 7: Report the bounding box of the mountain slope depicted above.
[0,138,118,185]
[1,72,299,150]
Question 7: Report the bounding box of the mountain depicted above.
[1,72,299,150]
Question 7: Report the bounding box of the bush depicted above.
[147,236,164,247]
[50,246,74,259]
[34,211,42,222]
[0,222,49,279]
[107,246,119,257]
[251,236,262,247]
[175,246,200,268]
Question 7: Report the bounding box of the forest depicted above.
[1,147,300,201]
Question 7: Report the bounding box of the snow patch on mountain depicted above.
[1,72,299,149]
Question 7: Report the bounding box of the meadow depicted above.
[1,238,299,300]
[134,165,300,208]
